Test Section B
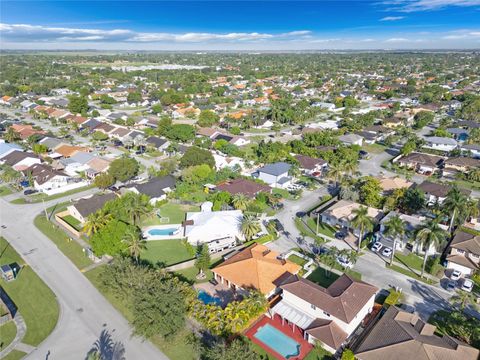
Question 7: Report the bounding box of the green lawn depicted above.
[307,267,340,288]
[0,237,59,346]
[394,253,424,272]
[287,254,308,267]
[60,214,83,230]
[251,342,276,360]
[386,264,436,285]
[0,321,17,351]
[0,186,13,197]
[142,203,200,226]
[304,347,334,360]
[362,143,387,154]
[34,215,92,269]
[306,218,336,238]
[85,266,198,360]
[141,240,195,267]
[272,188,292,200]
[175,266,213,284]
[2,350,27,360]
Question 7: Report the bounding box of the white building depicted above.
[255,162,292,189]
[422,136,458,153]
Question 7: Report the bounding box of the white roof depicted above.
[272,300,315,329]
[185,210,243,243]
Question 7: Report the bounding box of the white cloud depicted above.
[385,37,409,42]
[382,0,480,12]
[380,16,405,21]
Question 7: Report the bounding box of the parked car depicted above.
[460,279,474,293]
[450,269,462,281]
[23,189,38,195]
[371,242,382,252]
[445,280,457,292]
[335,232,346,240]
[382,247,393,257]
[359,150,371,160]
[336,256,353,269]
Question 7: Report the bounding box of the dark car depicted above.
[23,189,38,195]
[335,232,347,240]
[359,150,370,160]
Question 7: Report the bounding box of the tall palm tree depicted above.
[449,291,478,311]
[83,210,112,236]
[351,206,374,253]
[343,161,358,177]
[232,193,250,210]
[443,186,467,232]
[125,193,152,226]
[384,215,405,266]
[121,227,145,263]
[415,221,447,278]
[326,164,343,188]
[240,214,261,241]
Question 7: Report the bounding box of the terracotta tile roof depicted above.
[378,176,414,192]
[87,157,111,172]
[216,178,271,198]
[55,144,89,158]
[280,274,378,323]
[324,200,384,223]
[354,306,479,360]
[212,243,301,295]
[306,319,348,350]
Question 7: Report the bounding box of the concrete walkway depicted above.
[0,313,27,358]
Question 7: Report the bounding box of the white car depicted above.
[336,256,353,269]
[460,279,474,293]
[382,247,393,257]
[371,242,382,252]
[450,270,462,281]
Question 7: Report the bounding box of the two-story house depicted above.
[271,274,378,354]
[254,162,292,189]
[294,154,328,177]
[416,181,471,206]
[446,231,480,276]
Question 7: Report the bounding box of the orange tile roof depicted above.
[55,144,89,158]
[212,244,301,295]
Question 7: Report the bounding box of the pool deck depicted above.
[194,282,238,307]
[245,315,313,360]
[142,224,184,240]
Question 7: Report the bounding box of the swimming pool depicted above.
[254,324,300,359]
[197,290,222,306]
[147,227,179,236]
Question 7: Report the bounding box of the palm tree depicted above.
[240,214,261,241]
[326,163,343,188]
[384,215,405,266]
[316,252,337,278]
[83,210,112,236]
[449,291,478,311]
[4,128,20,143]
[351,206,374,253]
[343,161,358,177]
[232,193,250,210]
[125,193,152,226]
[415,221,447,278]
[443,186,467,232]
[121,227,145,263]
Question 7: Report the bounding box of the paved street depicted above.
[0,191,168,360]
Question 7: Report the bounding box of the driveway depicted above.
[0,191,168,360]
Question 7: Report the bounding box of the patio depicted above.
[194,281,238,307]
[245,314,313,360]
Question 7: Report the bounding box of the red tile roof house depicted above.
[269,274,378,355]
[216,178,271,199]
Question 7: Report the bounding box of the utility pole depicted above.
[316,212,319,235]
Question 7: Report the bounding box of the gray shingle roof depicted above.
[258,162,291,176]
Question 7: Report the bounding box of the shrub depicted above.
[384,288,402,307]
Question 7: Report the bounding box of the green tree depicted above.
[180,146,215,168]
[201,337,261,360]
[401,187,425,214]
[127,91,142,104]
[90,219,135,256]
[4,127,20,143]
[194,244,211,278]
[351,206,374,253]
[181,164,213,184]
[68,95,89,114]
[415,221,447,278]
[92,131,108,141]
[341,349,355,360]
[443,186,468,232]
[449,291,478,311]
[232,193,250,210]
[164,124,195,142]
[108,156,139,182]
[413,111,434,129]
[93,173,115,190]
[82,209,112,237]
[384,215,405,266]
[198,110,220,127]
[32,143,48,154]
[122,226,145,263]
[358,176,383,207]
[241,214,261,241]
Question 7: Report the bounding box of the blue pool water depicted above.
[147,227,178,236]
[458,133,468,141]
[197,290,222,306]
[254,324,300,359]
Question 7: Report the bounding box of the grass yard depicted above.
[394,253,424,272]
[0,237,59,347]
[85,266,199,360]
[0,186,13,197]
[142,203,200,226]
[175,266,213,284]
[307,267,340,288]
[34,215,92,269]
[306,218,336,238]
[251,342,276,360]
[141,240,195,267]
[60,214,83,231]
[287,254,308,267]
[272,188,293,200]
[0,321,17,351]
[1,350,27,360]
[386,264,436,285]
[362,143,387,154]
[304,347,334,360]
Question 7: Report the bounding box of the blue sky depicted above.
[1,1,479,50]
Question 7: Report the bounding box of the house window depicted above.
[311,304,316,310]
[323,311,330,317]
[456,249,465,255]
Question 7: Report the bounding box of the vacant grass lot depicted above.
[0,237,59,347]
[141,240,195,267]
[34,215,92,269]
[85,266,198,360]
[0,321,17,351]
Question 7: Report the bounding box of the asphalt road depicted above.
[0,191,168,360]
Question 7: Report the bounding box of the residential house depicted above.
[378,176,413,195]
[443,157,480,178]
[216,178,271,199]
[212,243,301,297]
[357,125,395,144]
[321,200,384,237]
[146,136,170,152]
[85,157,111,179]
[38,137,63,152]
[253,118,274,129]
[294,154,328,177]
[353,306,479,360]
[272,274,378,354]
[396,152,444,175]
[123,175,176,205]
[1,150,41,171]
[339,133,363,146]
[447,128,469,142]
[460,144,480,159]
[213,153,245,171]
[67,192,117,224]
[422,136,458,153]
[445,231,480,276]
[22,163,77,193]
[10,124,46,140]
[255,162,292,189]
[183,203,244,252]
[0,142,23,160]
[55,144,90,159]
[416,181,471,205]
